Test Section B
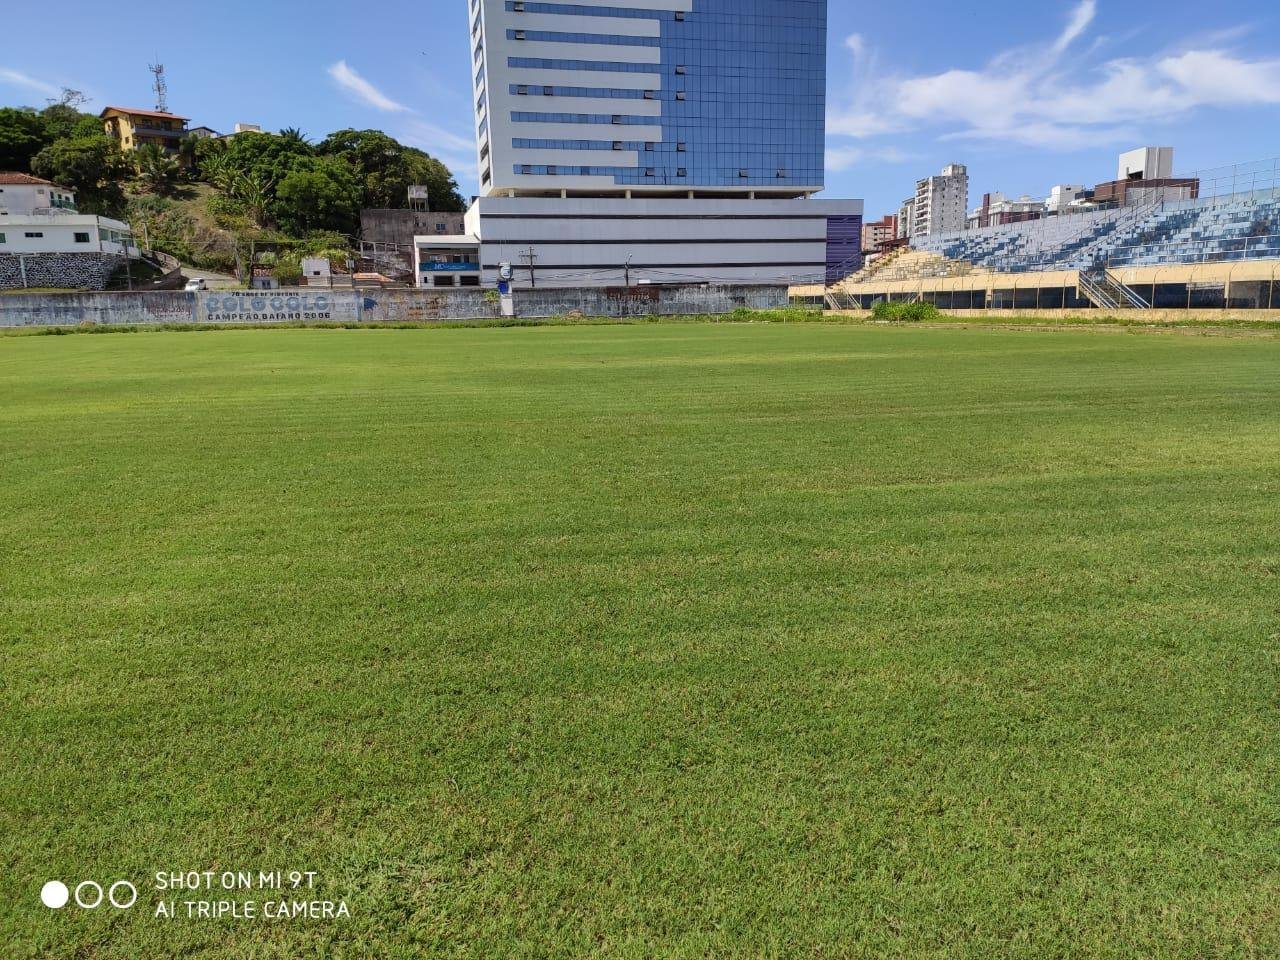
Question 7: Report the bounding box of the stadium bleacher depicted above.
[911,190,1280,274]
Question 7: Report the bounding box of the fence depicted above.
[828,261,1280,312]
[0,284,789,328]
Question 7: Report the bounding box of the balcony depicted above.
[134,123,186,138]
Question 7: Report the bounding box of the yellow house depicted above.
[100,106,190,156]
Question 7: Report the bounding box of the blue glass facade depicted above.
[498,0,827,191]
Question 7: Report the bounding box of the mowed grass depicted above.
[0,324,1277,959]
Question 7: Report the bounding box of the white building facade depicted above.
[0,217,136,256]
[0,173,140,289]
[0,173,137,258]
[413,235,482,288]
[896,198,916,240]
[1046,184,1088,214]
[455,0,863,289]
[911,164,968,237]
[463,195,858,288]
[0,174,77,216]
[1119,147,1173,182]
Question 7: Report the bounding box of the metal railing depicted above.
[1077,271,1118,310]
[1105,231,1280,268]
[1102,270,1152,309]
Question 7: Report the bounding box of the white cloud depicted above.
[826,1,1280,151]
[826,144,916,172]
[397,118,476,177]
[0,67,62,99]
[825,145,864,172]
[1157,49,1280,106]
[327,60,410,113]
[1051,0,1097,54]
[400,119,472,155]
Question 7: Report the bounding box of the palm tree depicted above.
[232,171,275,226]
[278,127,312,150]
[199,152,237,193]
[176,134,200,170]
[135,144,181,194]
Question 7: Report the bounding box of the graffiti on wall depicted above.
[197,292,359,323]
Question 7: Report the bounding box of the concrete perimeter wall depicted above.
[0,285,787,328]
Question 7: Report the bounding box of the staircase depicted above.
[1079,269,1151,310]
[840,246,908,285]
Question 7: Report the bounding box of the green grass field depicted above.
[2,323,1277,958]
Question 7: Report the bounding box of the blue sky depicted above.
[2,0,1278,217]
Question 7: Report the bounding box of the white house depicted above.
[0,173,138,259]
[0,172,77,215]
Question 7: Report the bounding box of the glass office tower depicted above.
[470,0,827,197]
[458,0,861,289]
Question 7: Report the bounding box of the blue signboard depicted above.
[421,261,479,272]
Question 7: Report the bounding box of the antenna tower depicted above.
[149,62,168,113]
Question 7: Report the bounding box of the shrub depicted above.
[205,194,252,231]
[870,300,940,322]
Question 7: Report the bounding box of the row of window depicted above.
[513,84,682,100]
[507,56,818,80]
[504,0,823,20]
[507,2,687,21]
[513,164,794,179]
[512,85,642,99]
[512,111,664,125]
[507,29,659,47]
[0,231,94,243]
[513,138,687,151]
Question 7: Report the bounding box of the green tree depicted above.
[231,171,275,227]
[39,102,101,142]
[0,107,47,172]
[278,127,311,149]
[317,128,463,211]
[134,144,182,194]
[193,135,228,181]
[218,130,313,185]
[176,134,200,170]
[30,136,129,217]
[273,157,360,235]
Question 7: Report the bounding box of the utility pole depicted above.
[624,253,632,287]
[521,246,538,288]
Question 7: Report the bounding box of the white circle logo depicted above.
[40,881,69,909]
[74,881,104,909]
[43,877,138,910]
[108,881,138,909]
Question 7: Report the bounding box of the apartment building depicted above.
[911,163,968,237]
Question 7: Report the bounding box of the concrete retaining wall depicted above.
[0,284,788,328]
[0,290,193,327]
[0,252,126,291]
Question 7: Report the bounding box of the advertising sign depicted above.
[198,292,359,324]
[421,261,479,272]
